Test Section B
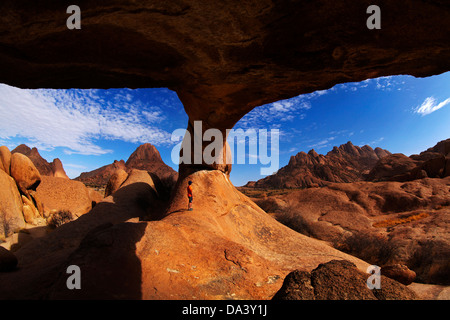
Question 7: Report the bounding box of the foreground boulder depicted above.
[273,260,417,300]
[104,169,129,197]
[36,176,92,218]
[0,170,25,239]
[10,153,41,195]
[0,146,11,175]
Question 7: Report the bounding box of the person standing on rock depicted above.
[187,181,193,211]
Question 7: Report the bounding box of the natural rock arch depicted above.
[1,0,449,176]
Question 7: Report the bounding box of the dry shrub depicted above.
[274,207,316,238]
[373,212,430,228]
[333,231,399,266]
[47,210,74,229]
[407,240,450,285]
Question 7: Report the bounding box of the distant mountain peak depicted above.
[11,144,69,179]
[125,143,162,166]
[248,141,391,189]
[76,143,178,189]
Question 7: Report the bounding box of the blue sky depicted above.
[0,72,449,186]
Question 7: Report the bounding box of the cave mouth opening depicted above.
[0,71,449,187]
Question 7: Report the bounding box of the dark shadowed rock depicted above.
[273,260,417,300]
[310,260,376,300]
[0,247,18,272]
[271,270,314,300]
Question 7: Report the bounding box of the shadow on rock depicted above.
[0,182,163,299]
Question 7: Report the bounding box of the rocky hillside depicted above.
[75,160,127,188]
[367,138,450,182]
[75,143,178,190]
[11,144,69,179]
[247,141,391,189]
[247,139,450,286]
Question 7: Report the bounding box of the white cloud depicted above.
[0,84,172,155]
[414,96,450,116]
[360,137,384,147]
[308,136,336,149]
[237,95,313,129]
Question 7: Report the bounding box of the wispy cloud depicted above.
[308,136,336,149]
[237,93,317,129]
[359,137,384,147]
[0,84,173,155]
[414,96,450,116]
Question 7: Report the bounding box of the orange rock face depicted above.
[0,170,25,238]
[36,176,92,218]
[10,152,41,195]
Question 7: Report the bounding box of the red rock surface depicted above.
[251,177,450,284]
[368,139,450,182]
[0,146,11,176]
[36,176,93,218]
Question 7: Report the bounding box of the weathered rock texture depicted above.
[272,260,417,300]
[36,176,93,218]
[0,146,11,176]
[0,1,449,174]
